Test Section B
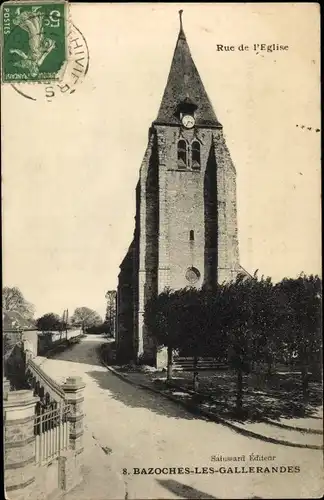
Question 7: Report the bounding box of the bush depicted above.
[86,321,113,335]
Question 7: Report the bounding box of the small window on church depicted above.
[192,141,201,169]
[189,230,194,241]
[177,140,187,169]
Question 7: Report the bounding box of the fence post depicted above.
[59,376,85,492]
[62,376,85,453]
[4,389,39,498]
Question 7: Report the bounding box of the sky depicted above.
[2,3,321,319]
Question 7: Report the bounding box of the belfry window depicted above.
[191,141,201,169]
[177,140,187,169]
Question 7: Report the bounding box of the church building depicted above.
[116,12,245,366]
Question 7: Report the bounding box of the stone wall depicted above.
[37,332,65,356]
[4,388,40,499]
[140,132,159,362]
[3,330,82,393]
[116,247,136,362]
[22,330,39,357]
[212,129,240,282]
[3,373,85,499]
[37,329,82,356]
[154,125,239,291]
[4,342,30,390]
[157,126,206,291]
[204,141,218,288]
[3,331,22,354]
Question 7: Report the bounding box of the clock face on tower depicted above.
[182,114,195,129]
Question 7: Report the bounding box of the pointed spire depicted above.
[178,9,185,40]
[154,13,221,127]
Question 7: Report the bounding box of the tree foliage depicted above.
[36,313,62,332]
[2,286,35,320]
[86,321,113,335]
[275,273,322,399]
[144,272,322,414]
[71,307,102,330]
[105,290,117,334]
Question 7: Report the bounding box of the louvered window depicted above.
[177,140,188,169]
[192,141,201,169]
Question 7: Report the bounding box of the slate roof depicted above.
[154,22,221,128]
[119,239,135,272]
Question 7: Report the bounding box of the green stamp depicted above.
[1,1,67,82]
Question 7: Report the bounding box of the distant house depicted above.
[3,310,36,332]
[3,311,36,357]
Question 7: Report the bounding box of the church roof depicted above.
[154,11,221,128]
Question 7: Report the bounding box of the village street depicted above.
[37,335,322,500]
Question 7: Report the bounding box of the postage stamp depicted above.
[10,20,89,101]
[1,1,67,83]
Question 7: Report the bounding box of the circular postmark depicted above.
[10,21,89,101]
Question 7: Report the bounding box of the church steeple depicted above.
[154,11,221,128]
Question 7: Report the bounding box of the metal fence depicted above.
[34,403,70,465]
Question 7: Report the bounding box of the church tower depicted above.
[116,12,240,365]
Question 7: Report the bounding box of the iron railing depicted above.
[34,403,70,465]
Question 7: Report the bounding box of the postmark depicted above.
[11,21,89,101]
[1,1,67,83]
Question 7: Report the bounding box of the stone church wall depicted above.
[212,130,240,282]
[116,248,135,362]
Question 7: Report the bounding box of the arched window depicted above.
[177,140,187,169]
[191,141,201,169]
[189,230,194,241]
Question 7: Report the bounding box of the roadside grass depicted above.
[99,343,322,423]
[151,370,323,423]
